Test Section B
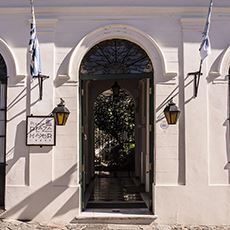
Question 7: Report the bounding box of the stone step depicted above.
[73,209,157,225]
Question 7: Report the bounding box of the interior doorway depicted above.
[79,39,154,212]
[90,87,141,208]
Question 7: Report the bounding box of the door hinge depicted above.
[81,89,84,96]
[149,124,152,132]
[149,163,152,170]
[149,87,152,95]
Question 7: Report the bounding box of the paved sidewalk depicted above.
[0,219,230,230]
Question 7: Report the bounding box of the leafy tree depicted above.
[94,89,135,170]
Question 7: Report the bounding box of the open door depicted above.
[142,75,154,211]
[148,73,154,211]
[0,75,7,208]
[80,80,86,210]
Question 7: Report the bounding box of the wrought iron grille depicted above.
[80,39,153,75]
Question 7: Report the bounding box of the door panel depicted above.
[149,73,154,211]
[0,77,6,208]
[80,80,86,210]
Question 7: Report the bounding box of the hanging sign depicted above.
[26,116,56,146]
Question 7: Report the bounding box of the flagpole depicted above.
[30,0,34,22]
[29,0,49,100]
[190,0,213,98]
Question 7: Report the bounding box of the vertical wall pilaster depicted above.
[29,19,57,187]
[181,18,209,186]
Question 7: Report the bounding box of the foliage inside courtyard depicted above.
[94,89,135,171]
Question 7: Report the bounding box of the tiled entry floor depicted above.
[87,173,147,208]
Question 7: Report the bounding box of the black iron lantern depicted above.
[111,81,120,98]
[52,98,70,126]
[163,99,180,125]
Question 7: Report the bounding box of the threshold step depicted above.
[73,209,157,225]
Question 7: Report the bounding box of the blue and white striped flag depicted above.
[29,0,41,77]
[199,0,213,61]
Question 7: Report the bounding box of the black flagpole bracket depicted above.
[34,74,49,100]
[187,70,203,98]
[187,60,203,98]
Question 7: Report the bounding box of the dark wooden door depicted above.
[148,73,154,211]
[0,75,7,208]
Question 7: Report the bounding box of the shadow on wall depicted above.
[6,121,29,185]
[224,111,230,184]
[156,73,194,185]
[1,164,78,222]
[7,83,40,123]
[6,121,53,185]
[54,47,75,87]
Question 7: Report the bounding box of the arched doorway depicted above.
[0,54,7,208]
[79,39,154,211]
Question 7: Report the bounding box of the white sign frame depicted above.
[26,116,56,146]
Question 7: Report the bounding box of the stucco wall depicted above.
[0,1,230,224]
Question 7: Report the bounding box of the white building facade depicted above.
[0,0,230,225]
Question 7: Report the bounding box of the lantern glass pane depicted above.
[57,113,65,125]
[63,114,69,125]
[164,111,171,124]
[170,112,177,124]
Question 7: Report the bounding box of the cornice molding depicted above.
[180,18,206,31]
[28,18,58,33]
[34,19,58,28]
[1,6,230,16]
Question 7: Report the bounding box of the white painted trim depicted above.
[0,38,24,85]
[56,24,177,84]
[209,46,230,78]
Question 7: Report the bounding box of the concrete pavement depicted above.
[0,219,230,230]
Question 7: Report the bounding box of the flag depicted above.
[29,0,41,77]
[199,0,213,61]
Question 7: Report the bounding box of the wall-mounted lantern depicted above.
[163,99,180,125]
[111,81,120,98]
[52,98,70,126]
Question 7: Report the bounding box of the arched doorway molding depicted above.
[0,38,22,85]
[209,46,230,79]
[79,36,156,210]
[57,24,177,83]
